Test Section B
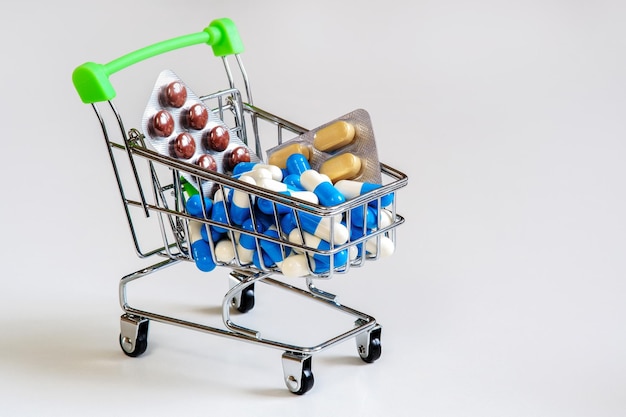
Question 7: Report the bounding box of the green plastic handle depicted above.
[72,18,243,104]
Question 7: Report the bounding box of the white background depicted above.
[1,1,625,415]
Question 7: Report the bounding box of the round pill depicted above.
[163,81,187,108]
[187,103,208,130]
[197,154,217,171]
[206,125,230,151]
[226,146,251,171]
[174,132,196,159]
[151,110,174,137]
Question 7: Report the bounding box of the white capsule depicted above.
[288,229,349,267]
[257,177,289,192]
[253,164,283,182]
[365,235,395,259]
[188,220,216,272]
[188,220,204,243]
[349,245,359,261]
[240,167,273,183]
[379,209,394,228]
[298,211,349,245]
[214,188,226,203]
[235,243,255,265]
[280,253,331,277]
[288,190,319,205]
[215,238,236,263]
[233,229,255,264]
[281,254,310,277]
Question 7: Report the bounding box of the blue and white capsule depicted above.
[229,175,256,225]
[255,176,317,214]
[282,174,305,191]
[235,218,261,265]
[281,253,332,277]
[256,189,319,215]
[259,226,290,265]
[185,194,213,218]
[200,221,224,244]
[350,226,395,259]
[188,220,217,272]
[288,229,349,269]
[334,179,394,208]
[210,189,230,234]
[300,169,346,207]
[350,205,376,230]
[233,161,283,182]
[281,210,349,244]
[253,247,277,270]
[285,153,311,176]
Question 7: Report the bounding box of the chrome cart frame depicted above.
[73,18,408,395]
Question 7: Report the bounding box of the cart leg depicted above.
[281,352,315,395]
[355,320,382,363]
[119,314,149,357]
[228,272,255,313]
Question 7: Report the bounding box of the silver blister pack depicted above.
[141,69,260,195]
[265,108,382,184]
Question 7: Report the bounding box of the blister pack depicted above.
[141,69,261,195]
[266,108,382,184]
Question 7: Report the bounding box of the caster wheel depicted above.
[357,325,382,363]
[233,283,255,313]
[282,353,315,395]
[292,368,314,395]
[119,316,149,357]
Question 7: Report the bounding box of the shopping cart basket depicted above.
[72,18,408,395]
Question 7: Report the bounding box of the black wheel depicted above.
[360,337,382,363]
[292,368,315,395]
[358,326,382,363]
[119,319,149,357]
[234,284,255,313]
[287,356,314,395]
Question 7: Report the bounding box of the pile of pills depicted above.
[185,153,395,277]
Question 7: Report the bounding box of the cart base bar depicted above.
[118,259,383,394]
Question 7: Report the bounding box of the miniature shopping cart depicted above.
[72,18,408,395]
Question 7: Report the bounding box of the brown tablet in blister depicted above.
[187,103,208,130]
[207,125,230,151]
[142,69,261,196]
[162,81,187,108]
[151,110,174,137]
[174,132,196,159]
[196,154,217,171]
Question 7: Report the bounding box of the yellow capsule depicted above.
[313,120,356,152]
[319,152,363,183]
[267,143,311,169]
